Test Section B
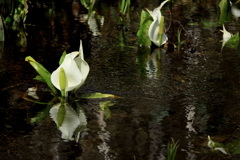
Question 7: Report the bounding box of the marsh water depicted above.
[1,0,240,159]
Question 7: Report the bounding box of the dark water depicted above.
[1,0,240,159]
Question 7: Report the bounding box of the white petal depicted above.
[75,56,90,89]
[51,52,82,92]
[148,9,168,47]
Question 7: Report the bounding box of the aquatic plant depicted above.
[220,24,239,50]
[119,0,131,24]
[145,0,169,47]
[51,41,90,97]
[219,0,232,25]
[167,138,178,160]
[207,135,228,154]
[26,40,89,98]
[177,29,185,52]
[137,0,169,47]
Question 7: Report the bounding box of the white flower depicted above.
[146,0,169,47]
[51,40,90,94]
[220,24,232,50]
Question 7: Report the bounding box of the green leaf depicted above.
[100,101,115,119]
[137,10,153,46]
[30,105,51,123]
[100,100,116,110]
[25,56,58,95]
[103,107,111,119]
[226,139,240,154]
[57,104,66,127]
[33,75,46,83]
[225,32,239,49]
[80,92,119,99]
[59,51,66,65]
[219,0,231,25]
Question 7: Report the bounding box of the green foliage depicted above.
[59,51,67,65]
[225,32,239,50]
[100,100,116,119]
[219,0,232,25]
[177,29,185,52]
[226,139,240,154]
[137,10,153,46]
[80,92,119,99]
[30,105,51,123]
[33,75,46,83]
[25,56,58,95]
[167,138,178,160]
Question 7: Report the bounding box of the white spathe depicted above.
[220,24,232,50]
[146,0,169,47]
[51,40,90,93]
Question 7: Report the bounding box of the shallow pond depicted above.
[1,0,240,159]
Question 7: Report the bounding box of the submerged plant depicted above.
[146,0,169,47]
[167,138,179,160]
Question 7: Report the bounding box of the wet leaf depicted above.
[103,107,111,119]
[80,92,119,99]
[225,32,239,49]
[59,51,67,65]
[226,139,240,154]
[25,56,58,95]
[100,101,115,119]
[30,105,51,123]
[100,100,116,110]
[137,10,153,46]
[33,75,45,83]
[219,0,231,25]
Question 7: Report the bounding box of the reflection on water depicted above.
[50,102,87,142]
[2,0,240,159]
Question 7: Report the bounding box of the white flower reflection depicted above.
[50,102,87,142]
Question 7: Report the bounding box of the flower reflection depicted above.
[50,102,87,142]
[146,48,166,79]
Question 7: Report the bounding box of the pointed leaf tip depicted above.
[25,56,35,62]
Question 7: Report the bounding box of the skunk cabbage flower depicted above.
[207,135,228,154]
[51,40,90,95]
[146,0,169,47]
[220,24,232,50]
